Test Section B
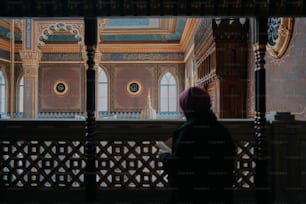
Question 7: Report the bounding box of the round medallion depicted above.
[267,18,281,46]
[267,17,294,58]
[54,81,69,95]
[127,81,142,95]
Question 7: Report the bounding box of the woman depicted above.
[159,86,235,204]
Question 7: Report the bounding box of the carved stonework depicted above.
[35,19,84,49]
[14,19,23,32]
[94,52,102,70]
[19,50,42,64]
[98,19,110,31]
[267,18,294,58]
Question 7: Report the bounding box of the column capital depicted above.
[94,52,102,70]
[19,50,42,65]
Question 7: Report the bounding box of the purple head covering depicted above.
[179,86,211,119]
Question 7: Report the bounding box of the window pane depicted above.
[97,67,108,112]
[159,72,177,112]
[18,76,24,113]
[0,71,6,113]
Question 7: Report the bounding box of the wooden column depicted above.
[252,17,269,204]
[84,17,97,203]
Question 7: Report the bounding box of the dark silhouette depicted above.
[159,86,235,204]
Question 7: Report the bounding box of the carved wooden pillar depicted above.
[84,17,97,203]
[19,50,41,118]
[252,17,269,204]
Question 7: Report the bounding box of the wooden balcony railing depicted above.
[1,117,305,203]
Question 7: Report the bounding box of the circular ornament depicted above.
[267,17,294,58]
[54,81,68,95]
[127,81,142,95]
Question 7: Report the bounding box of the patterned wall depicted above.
[110,64,156,111]
[265,18,306,119]
[39,64,83,112]
[104,63,182,112]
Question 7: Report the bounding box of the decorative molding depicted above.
[127,81,142,95]
[267,18,294,58]
[35,19,84,49]
[41,52,83,61]
[100,18,177,35]
[99,43,182,53]
[14,19,23,32]
[19,50,42,63]
[101,52,184,62]
[53,80,69,96]
[179,18,199,52]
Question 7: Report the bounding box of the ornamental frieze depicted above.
[41,52,84,61]
[101,52,184,61]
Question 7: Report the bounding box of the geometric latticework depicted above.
[0,140,85,188]
[234,141,256,190]
[0,139,255,190]
[96,141,168,189]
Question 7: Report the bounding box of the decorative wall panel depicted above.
[111,64,155,111]
[39,65,82,112]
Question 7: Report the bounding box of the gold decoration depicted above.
[127,81,142,95]
[267,18,294,58]
[53,80,69,96]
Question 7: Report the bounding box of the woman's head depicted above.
[179,86,211,119]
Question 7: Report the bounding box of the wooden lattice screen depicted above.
[0,120,256,190]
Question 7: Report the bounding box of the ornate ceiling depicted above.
[100,18,186,43]
[0,17,198,62]
[98,17,198,54]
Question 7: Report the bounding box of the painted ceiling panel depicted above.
[100,17,187,43]
[106,18,160,28]
[27,17,187,44]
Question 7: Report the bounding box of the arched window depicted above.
[97,67,108,112]
[17,76,24,114]
[160,71,177,112]
[0,70,6,114]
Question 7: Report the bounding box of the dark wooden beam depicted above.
[1,0,305,17]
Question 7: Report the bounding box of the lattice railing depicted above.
[96,141,167,188]
[1,140,85,188]
[0,120,256,190]
[234,141,256,189]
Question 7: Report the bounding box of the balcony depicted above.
[1,115,306,203]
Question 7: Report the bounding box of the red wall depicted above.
[111,64,155,111]
[39,65,83,112]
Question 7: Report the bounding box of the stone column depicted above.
[19,50,41,119]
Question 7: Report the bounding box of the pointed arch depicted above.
[0,70,7,115]
[97,66,109,112]
[159,71,177,113]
